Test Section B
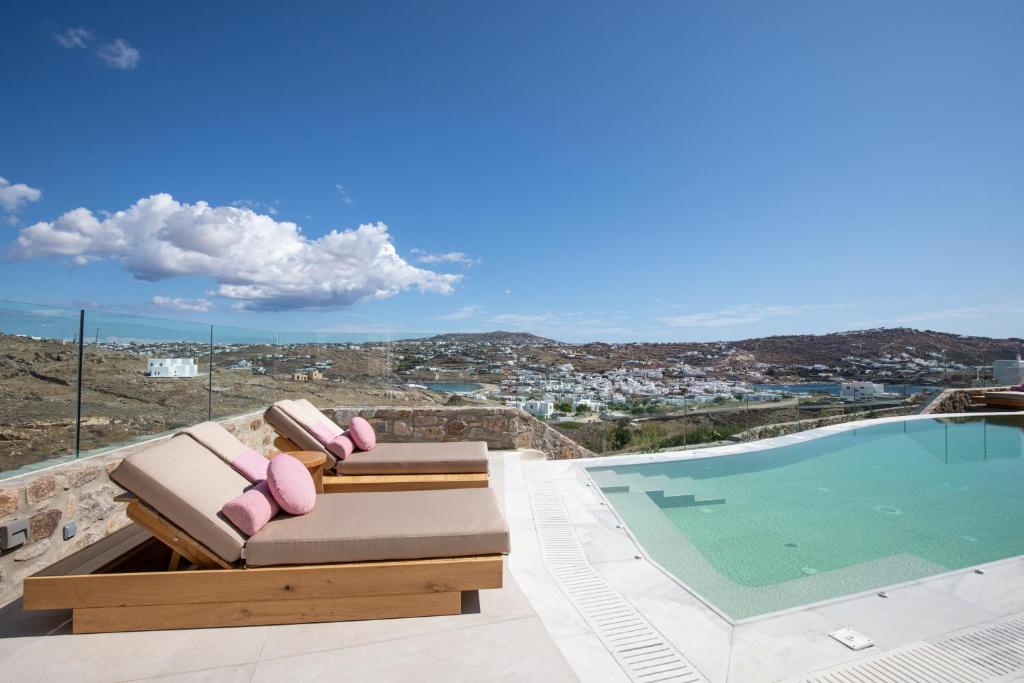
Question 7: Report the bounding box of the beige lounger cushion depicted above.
[337,441,488,475]
[109,434,249,563]
[244,488,510,567]
[265,399,489,475]
[265,400,337,467]
[181,421,250,464]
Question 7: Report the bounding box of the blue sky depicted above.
[2,1,1022,342]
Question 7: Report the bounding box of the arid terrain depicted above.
[0,334,465,472]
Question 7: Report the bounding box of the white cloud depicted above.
[659,303,863,328]
[504,289,512,295]
[10,193,461,311]
[231,199,279,215]
[53,27,92,49]
[97,39,140,70]
[0,177,42,213]
[410,248,479,267]
[436,305,482,321]
[152,296,213,313]
[335,184,354,205]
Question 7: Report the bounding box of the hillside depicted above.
[413,331,560,345]
[530,328,1024,374]
[730,328,1024,366]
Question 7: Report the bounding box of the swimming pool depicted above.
[587,415,1024,620]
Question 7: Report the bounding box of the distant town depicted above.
[3,326,1023,470]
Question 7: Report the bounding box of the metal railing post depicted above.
[74,309,85,458]
[208,324,213,421]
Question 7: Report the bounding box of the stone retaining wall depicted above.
[730,406,916,442]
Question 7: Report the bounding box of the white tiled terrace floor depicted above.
[6,435,1024,682]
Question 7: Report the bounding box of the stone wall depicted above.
[326,405,594,460]
[0,410,277,607]
[730,406,916,442]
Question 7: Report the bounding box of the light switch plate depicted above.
[830,628,874,651]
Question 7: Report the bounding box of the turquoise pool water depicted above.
[588,415,1024,620]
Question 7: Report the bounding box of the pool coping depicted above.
[574,410,1024,626]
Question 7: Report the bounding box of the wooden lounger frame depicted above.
[23,493,503,634]
[272,436,489,493]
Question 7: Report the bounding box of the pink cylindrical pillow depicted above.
[348,416,376,451]
[309,420,342,445]
[222,481,279,536]
[325,432,354,460]
[230,448,270,483]
[266,454,316,515]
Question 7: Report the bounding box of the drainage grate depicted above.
[525,461,706,683]
[801,614,1024,682]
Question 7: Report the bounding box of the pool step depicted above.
[645,490,726,509]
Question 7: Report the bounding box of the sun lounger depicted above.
[22,430,509,633]
[265,399,489,492]
[975,391,1024,410]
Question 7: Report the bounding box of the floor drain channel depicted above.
[524,461,706,683]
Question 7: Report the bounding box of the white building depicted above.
[993,356,1024,385]
[148,358,198,378]
[840,381,884,400]
[518,400,554,419]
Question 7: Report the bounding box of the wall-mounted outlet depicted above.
[0,519,29,550]
[63,521,77,541]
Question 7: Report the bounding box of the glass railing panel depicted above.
[386,332,496,407]
[211,324,277,420]
[0,300,82,475]
[78,310,210,455]
[274,330,385,408]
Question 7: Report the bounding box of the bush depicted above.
[610,424,633,450]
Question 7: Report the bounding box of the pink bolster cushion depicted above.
[222,481,279,536]
[230,448,270,483]
[348,416,376,451]
[266,454,317,515]
[309,420,342,445]
[325,433,354,460]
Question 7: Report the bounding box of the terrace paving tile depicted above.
[567,507,644,564]
[257,568,536,661]
[0,623,272,683]
[124,663,257,683]
[250,616,577,682]
[726,608,853,683]
[920,555,1024,614]
[811,579,1001,649]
